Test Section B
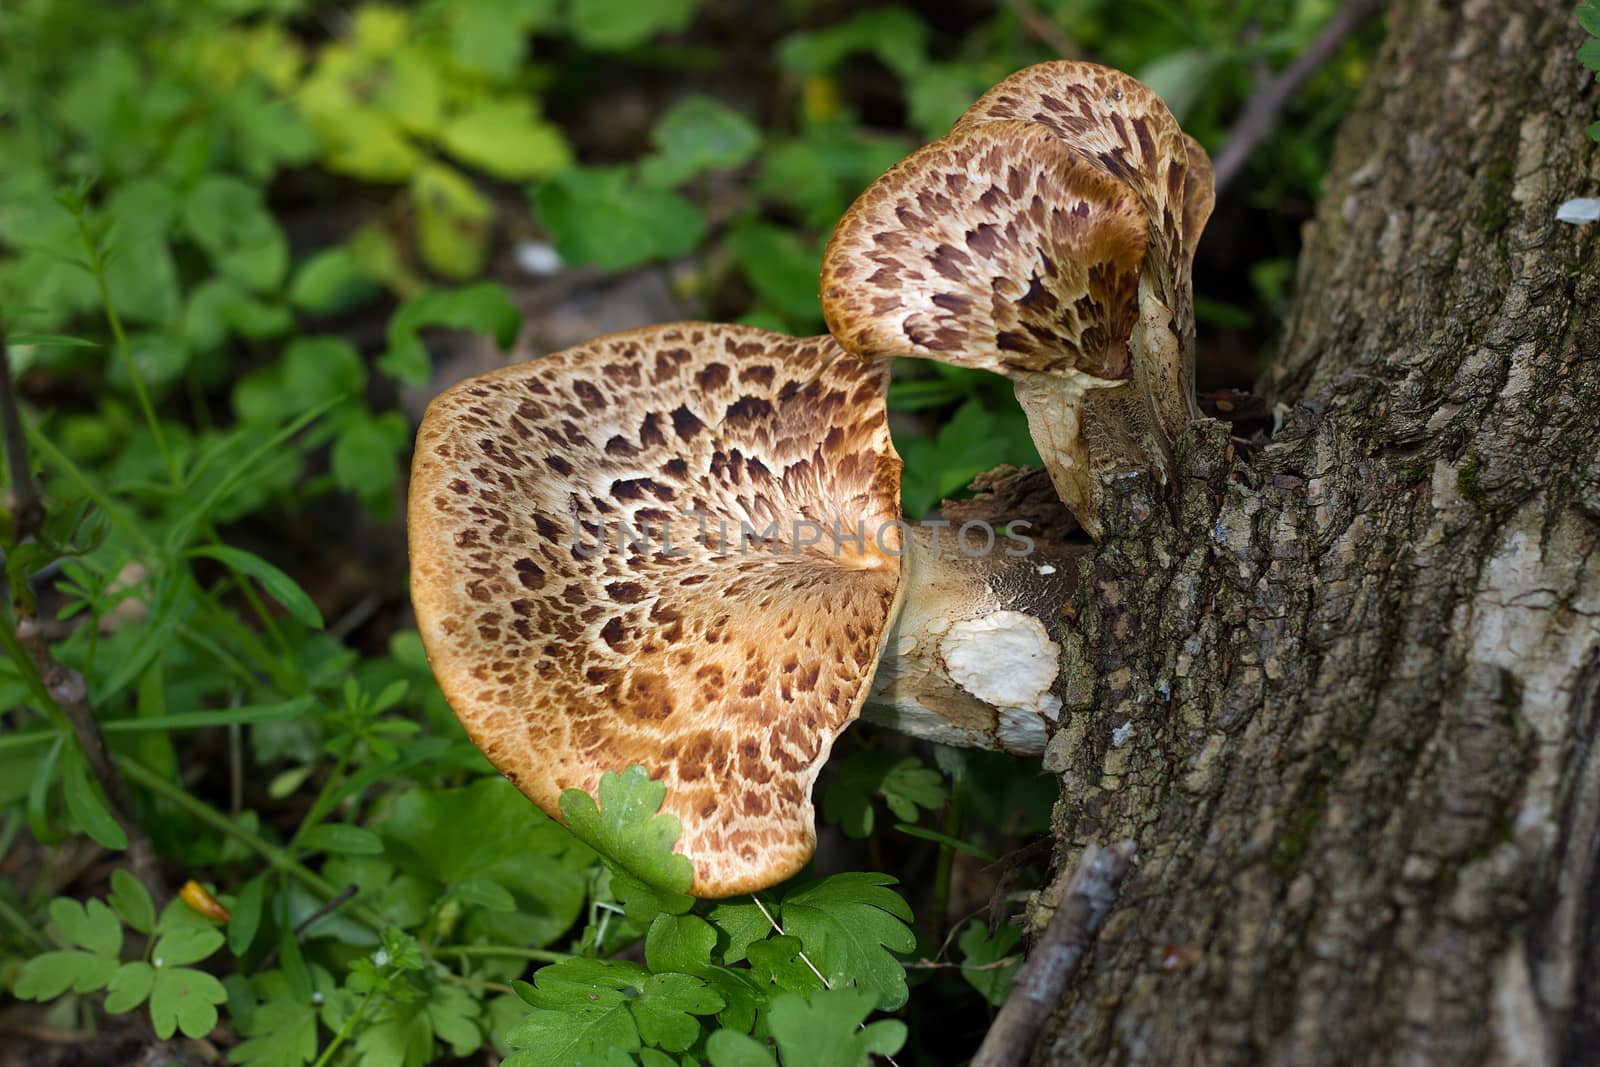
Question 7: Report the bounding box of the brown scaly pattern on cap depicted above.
[819,121,1148,378]
[408,324,904,897]
[952,61,1215,445]
[953,61,1195,301]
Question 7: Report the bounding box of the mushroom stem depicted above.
[864,525,1083,755]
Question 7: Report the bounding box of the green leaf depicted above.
[1579,37,1600,70]
[51,896,122,957]
[381,778,592,946]
[332,412,411,511]
[705,1030,777,1067]
[181,175,289,292]
[441,98,572,180]
[186,545,324,629]
[379,283,522,384]
[777,7,927,78]
[640,96,761,187]
[230,996,319,1067]
[957,920,1021,1006]
[821,751,946,838]
[6,333,99,348]
[154,924,226,967]
[149,965,228,1038]
[765,987,906,1067]
[746,935,825,995]
[559,766,694,905]
[61,750,127,850]
[507,959,647,1065]
[631,972,724,1052]
[109,869,155,935]
[1579,2,1600,36]
[780,874,915,1010]
[645,912,718,974]
[299,823,385,856]
[104,960,156,1013]
[230,877,269,956]
[891,823,993,860]
[727,222,822,324]
[411,162,493,280]
[566,0,697,50]
[15,950,118,999]
[453,876,517,912]
[707,901,772,966]
[289,247,381,314]
[534,167,705,271]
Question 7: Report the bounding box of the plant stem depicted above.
[114,754,384,928]
[0,320,44,541]
[75,214,176,484]
[310,987,376,1067]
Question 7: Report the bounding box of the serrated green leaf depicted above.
[559,766,694,907]
[707,901,770,965]
[181,175,288,292]
[766,987,906,1067]
[1580,36,1600,69]
[230,996,319,1067]
[957,920,1021,1006]
[149,965,228,1038]
[822,751,946,839]
[780,874,914,1010]
[61,749,128,850]
[630,972,724,1052]
[104,960,155,1013]
[747,935,825,995]
[186,545,322,628]
[109,869,155,935]
[506,959,646,1065]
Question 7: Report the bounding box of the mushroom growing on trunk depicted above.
[409,323,1077,896]
[821,61,1215,538]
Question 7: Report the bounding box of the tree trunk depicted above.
[1035,0,1600,1063]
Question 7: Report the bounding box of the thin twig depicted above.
[969,840,1137,1067]
[1211,0,1386,196]
[1,328,165,902]
[252,883,361,973]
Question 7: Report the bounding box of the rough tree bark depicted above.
[1033,0,1600,1064]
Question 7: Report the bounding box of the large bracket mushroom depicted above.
[820,61,1214,538]
[410,323,1078,896]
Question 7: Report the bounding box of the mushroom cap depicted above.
[409,323,904,897]
[819,120,1149,378]
[952,60,1211,295]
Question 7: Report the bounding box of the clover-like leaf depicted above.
[957,919,1022,1006]
[765,987,907,1067]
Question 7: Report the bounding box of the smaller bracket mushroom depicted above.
[821,61,1215,539]
[410,323,1083,896]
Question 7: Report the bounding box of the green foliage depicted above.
[822,750,948,839]
[1581,1,1600,141]
[1,0,1371,1061]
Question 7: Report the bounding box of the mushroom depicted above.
[409,323,1079,896]
[820,61,1214,538]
